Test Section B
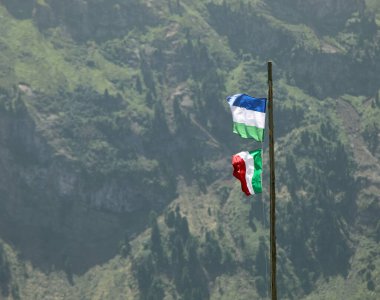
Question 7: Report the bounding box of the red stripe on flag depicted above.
[232,154,251,196]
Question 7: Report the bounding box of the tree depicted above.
[135,76,143,94]
[119,239,131,258]
[178,216,190,241]
[164,210,175,228]
[0,244,11,297]
[149,211,164,262]
[255,237,267,277]
[146,278,165,300]
[135,255,154,292]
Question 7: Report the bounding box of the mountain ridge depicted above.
[0,0,378,299]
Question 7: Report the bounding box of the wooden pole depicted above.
[267,61,277,300]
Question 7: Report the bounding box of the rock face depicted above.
[1,93,154,212]
[3,0,160,41]
[295,0,364,19]
[0,97,157,273]
[208,0,379,98]
[273,0,366,31]
[1,0,35,19]
[30,0,158,41]
[0,0,378,298]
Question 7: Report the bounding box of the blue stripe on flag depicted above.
[230,94,267,113]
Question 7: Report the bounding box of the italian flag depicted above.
[227,94,267,142]
[232,149,263,196]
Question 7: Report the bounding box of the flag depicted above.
[227,94,267,142]
[232,149,263,196]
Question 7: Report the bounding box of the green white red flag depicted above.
[232,149,263,195]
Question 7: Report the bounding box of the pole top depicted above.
[267,61,273,82]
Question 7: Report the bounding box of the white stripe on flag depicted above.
[231,106,266,129]
[237,151,255,195]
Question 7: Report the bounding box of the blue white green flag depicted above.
[226,94,267,142]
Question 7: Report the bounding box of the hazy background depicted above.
[0,0,379,299]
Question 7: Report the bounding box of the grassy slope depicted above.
[366,0,380,24]
[0,0,379,299]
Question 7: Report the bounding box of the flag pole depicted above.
[267,61,277,300]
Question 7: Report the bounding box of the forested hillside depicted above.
[0,0,379,299]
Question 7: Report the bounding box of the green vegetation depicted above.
[0,0,378,299]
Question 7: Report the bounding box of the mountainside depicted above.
[0,0,379,299]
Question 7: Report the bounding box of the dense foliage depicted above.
[0,0,379,299]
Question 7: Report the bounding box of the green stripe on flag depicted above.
[233,122,265,142]
[250,149,263,194]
